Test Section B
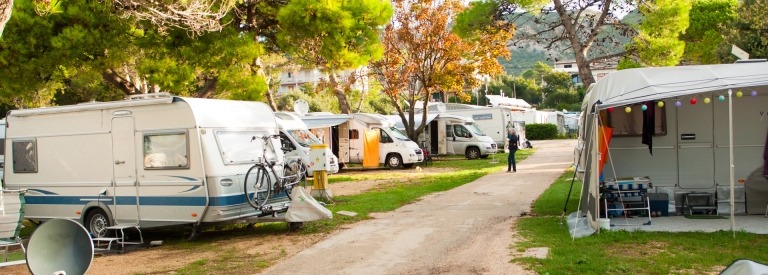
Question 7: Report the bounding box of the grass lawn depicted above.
[514,171,768,274]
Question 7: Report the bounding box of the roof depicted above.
[485,95,532,109]
[300,114,352,129]
[583,62,768,110]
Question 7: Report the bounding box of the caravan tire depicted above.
[85,208,111,238]
[386,154,403,169]
[466,147,481,160]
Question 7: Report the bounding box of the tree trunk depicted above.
[265,90,278,111]
[102,69,136,96]
[553,0,600,89]
[0,0,12,37]
[197,77,218,98]
[329,73,351,114]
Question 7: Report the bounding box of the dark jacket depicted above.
[508,134,519,150]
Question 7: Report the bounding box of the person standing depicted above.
[507,128,519,172]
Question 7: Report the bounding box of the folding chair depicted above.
[0,190,27,262]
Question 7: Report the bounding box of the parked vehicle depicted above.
[388,113,497,159]
[415,103,526,148]
[3,93,299,237]
[300,113,424,169]
[275,112,340,175]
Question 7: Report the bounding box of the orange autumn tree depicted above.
[371,0,512,140]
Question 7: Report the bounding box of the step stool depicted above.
[93,224,143,252]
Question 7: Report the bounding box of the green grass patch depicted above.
[515,171,768,274]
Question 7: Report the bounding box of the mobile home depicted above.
[573,62,768,236]
[301,113,424,168]
[3,94,296,237]
[275,112,340,174]
[388,113,497,159]
[415,103,526,148]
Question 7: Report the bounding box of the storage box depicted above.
[649,193,669,216]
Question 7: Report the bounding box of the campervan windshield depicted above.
[388,127,411,141]
[465,123,487,136]
[286,129,321,147]
[216,131,278,164]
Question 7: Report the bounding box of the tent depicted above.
[571,62,768,237]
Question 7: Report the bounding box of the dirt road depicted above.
[262,139,577,275]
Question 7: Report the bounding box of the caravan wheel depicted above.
[386,154,403,169]
[465,147,481,160]
[85,208,110,238]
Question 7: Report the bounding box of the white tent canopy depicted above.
[583,62,768,110]
[572,62,768,238]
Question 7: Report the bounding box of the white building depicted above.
[278,67,369,95]
[553,58,619,85]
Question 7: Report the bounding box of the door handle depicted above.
[115,160,125,164]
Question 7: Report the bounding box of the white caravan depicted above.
[3,94,297,237]
[388,114,497,159]
[275,112,340,175]
[416,103,526,148]
[301,113,424,168]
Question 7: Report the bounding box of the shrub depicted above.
[526,123,558,140]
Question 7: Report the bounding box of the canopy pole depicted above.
[728,89,735,238]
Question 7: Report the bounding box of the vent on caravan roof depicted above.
[128,92,173,100]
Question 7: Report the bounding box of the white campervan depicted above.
[390,114,497,159]
[3,94,298,238]
[416,103,527,149]
[275,112,339,175]
[301,113,423,169]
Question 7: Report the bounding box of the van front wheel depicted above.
[466,147,481,160]
[386,154,403,169]
[85,208,110,238]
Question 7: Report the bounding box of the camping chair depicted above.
[0,189,26,262]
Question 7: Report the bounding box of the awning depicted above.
[300,115,352,129]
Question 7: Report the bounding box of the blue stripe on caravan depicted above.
[24,192,289,207]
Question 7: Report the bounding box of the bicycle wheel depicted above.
[243,164,272,209]
[282,159,306,200]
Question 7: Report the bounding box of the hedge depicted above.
[525,123,558,140]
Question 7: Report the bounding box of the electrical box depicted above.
[308,144,332,173]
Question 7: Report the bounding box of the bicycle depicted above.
[242,134,307,210]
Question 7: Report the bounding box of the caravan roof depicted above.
[299,114,352,129]
[275,112,307,130]
[386,113,474,130]
[583,62,768,110]
[8,96,277,129]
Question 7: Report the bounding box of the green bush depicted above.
[525,123,558,140]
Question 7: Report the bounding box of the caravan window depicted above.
[287,129,321,147]
[216,130,278,164]
[349,129,359,140]
[144,132,190,169]
[454,125,471,138]
[12,140,37,173]
[465,124,487,136]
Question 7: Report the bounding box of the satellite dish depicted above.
[436,103,446,114]
[293,99,309,116]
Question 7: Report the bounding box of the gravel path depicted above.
[262,139,577,275]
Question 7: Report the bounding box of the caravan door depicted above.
[677,100,715,189]
[444,124,455,154]
[111,116,140,224]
